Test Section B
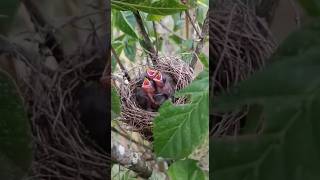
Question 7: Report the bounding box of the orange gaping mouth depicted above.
[154,72,162,82]
[142,78,151,87]
[146,68,157,78]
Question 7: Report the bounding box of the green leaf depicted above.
[169,34,183,45]
[146,14,165,21]
[212,20,320,179]
[112,86,121,119]
[111,0,188,16]
[195,5,208,26]
[153,70,209,159]
[167,159,206,180]
[114,11,138,39]
[124,37,137,61]
[298,0,320,16]
[112,41,124,56]
[198,53,209,69]
[0,70,32,180]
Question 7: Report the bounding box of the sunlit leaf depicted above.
[198,53,209,69]
[153,70,209,159]
[146,14,165,21]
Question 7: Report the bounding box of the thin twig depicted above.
[185,10,202,38]
[133,11,157,65]
[190,10,209,69]
[111,46,131,81]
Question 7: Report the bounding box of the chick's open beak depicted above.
[142,78,155,93]
[146,68,158,79]
[153,72,165,88]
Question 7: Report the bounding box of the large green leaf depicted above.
[153,70,209,159]
[0,70,32,180]
[111,0,188,16]
[168,159,206,180]
[114,11,138,39]
[212,20,320,179]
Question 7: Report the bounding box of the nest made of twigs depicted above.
[15,44,109,179]
[116,56,194,140]
[210,0,277,136]
[211,0,277,94]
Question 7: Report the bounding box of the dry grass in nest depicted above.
[16,44,109,179]
[115,56,194,140]
[210,0,277,136]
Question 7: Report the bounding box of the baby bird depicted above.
[146,68,158,79]
[142,78,157,104]
[135,78,159,111]
[135,87,154,111]
[135,68,175,111]
[136,68,158,87]
[153,71,175,99]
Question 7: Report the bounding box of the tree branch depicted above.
[111,46,131,81]
[190,10,209,69]
[133,11,157,65]
[111,130,153,178]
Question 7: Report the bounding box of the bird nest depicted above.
[115,56,194,140]
[210,0,277,136]
[14,44,109,179]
